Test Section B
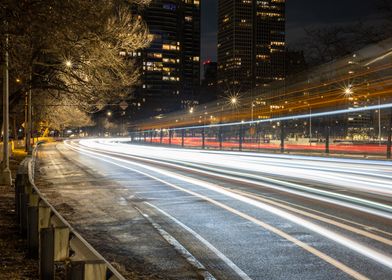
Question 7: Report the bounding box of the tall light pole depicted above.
[1,18,12,185]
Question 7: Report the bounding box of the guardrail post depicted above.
[181,130,185,147]
[387,130,391,159]
[15,170,27,222]
[325,126,330,154]
[21,182,33,236]
[28,205,39,257]
[67,261,107,280]
[40,227,54,280]
[40,213,71,280]
[219,127,223,150]
[38,202,51,231]
[28,192,39,257]
[202,128,205,149]
[280,122,285,153]
[169,130,172,146]
[239,124,243,151]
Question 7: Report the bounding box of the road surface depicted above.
[35,139,392,280]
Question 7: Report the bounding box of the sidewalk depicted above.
[0,149,38,279]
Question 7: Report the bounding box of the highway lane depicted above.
[37,139,392,279]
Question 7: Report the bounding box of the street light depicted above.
[107,111,112,116]
[0,22,12,185]
[344,84,353,97]
[65,60,72,68]
[231,97,237,105]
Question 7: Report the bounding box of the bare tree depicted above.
[1,0,151,128]
[302,22,386,66]
[297,0,392,66]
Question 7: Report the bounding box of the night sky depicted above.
[201,0,381,64]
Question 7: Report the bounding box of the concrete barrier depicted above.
[15,144,126,280]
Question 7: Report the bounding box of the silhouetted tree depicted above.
[1,0,151,128]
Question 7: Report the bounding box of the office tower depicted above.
[133,0,200,119]
[217,0,285,96]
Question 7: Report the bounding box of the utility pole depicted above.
[1,17,12,185]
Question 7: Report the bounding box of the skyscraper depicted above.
[217,0,285,96]
[133,0,200,119]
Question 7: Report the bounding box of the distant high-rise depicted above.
[132,0,200,119]
[217,0,285,96]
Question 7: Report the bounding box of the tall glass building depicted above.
[217,0,285,96]
[132,0,200,119]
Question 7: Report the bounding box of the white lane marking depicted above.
[144,202,252,280]
[64,143,372,279]
[134,207,216,280]
[134,189,184,194]
[75,141,392,218]
[48,150,64,176]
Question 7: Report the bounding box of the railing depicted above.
[130,104,392,159]
[15,143,126,280]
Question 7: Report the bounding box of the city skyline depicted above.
[201,0,381,64]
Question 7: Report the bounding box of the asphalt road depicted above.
[35,139,392,280]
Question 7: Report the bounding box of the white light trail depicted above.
[65,141,392,272]
[136,102,392,131]
[80,140,392,207]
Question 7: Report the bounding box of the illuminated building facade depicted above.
[133,0,200,119]
[217,0,286,96]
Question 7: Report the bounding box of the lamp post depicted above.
[1,19,12,185]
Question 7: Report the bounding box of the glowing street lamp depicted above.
[65,60,72,68]
[107,111,112,116]
[344,84,353,97]
[231,97,237,105]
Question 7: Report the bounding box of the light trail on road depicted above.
[39,140,392,279]
[80,139,392,207]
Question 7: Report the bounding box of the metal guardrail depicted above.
[15,143,126,280]
[130,104,392,159]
